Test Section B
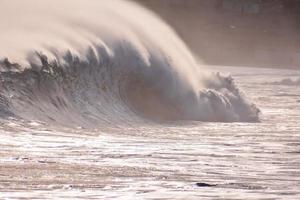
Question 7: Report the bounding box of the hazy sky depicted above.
[136,0,300,69]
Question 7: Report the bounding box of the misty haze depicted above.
[0,0,299,199]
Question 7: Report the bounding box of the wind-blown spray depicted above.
[0,0,259,127]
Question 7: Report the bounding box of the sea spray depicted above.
[0,0,259,127]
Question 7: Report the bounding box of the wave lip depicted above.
[0,0,260,127]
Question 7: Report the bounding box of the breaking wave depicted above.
[0,0,259,127]
[267,78,300,86]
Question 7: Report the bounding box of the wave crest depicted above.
[0,0,260,127]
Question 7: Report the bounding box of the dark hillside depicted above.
[135,0,300,69]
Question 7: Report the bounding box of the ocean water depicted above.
[0,0,299,199]
[0,66,299,200]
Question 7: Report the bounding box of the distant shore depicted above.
[135,0,300,69]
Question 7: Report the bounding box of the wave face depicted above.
[0,0,259,127]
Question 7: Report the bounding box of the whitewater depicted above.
[0,0,259,125]
[0,0,299,199]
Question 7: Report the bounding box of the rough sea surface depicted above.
[0,66,299,200]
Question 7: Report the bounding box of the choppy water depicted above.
[0,66,299,200]
[0,0,299,199]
